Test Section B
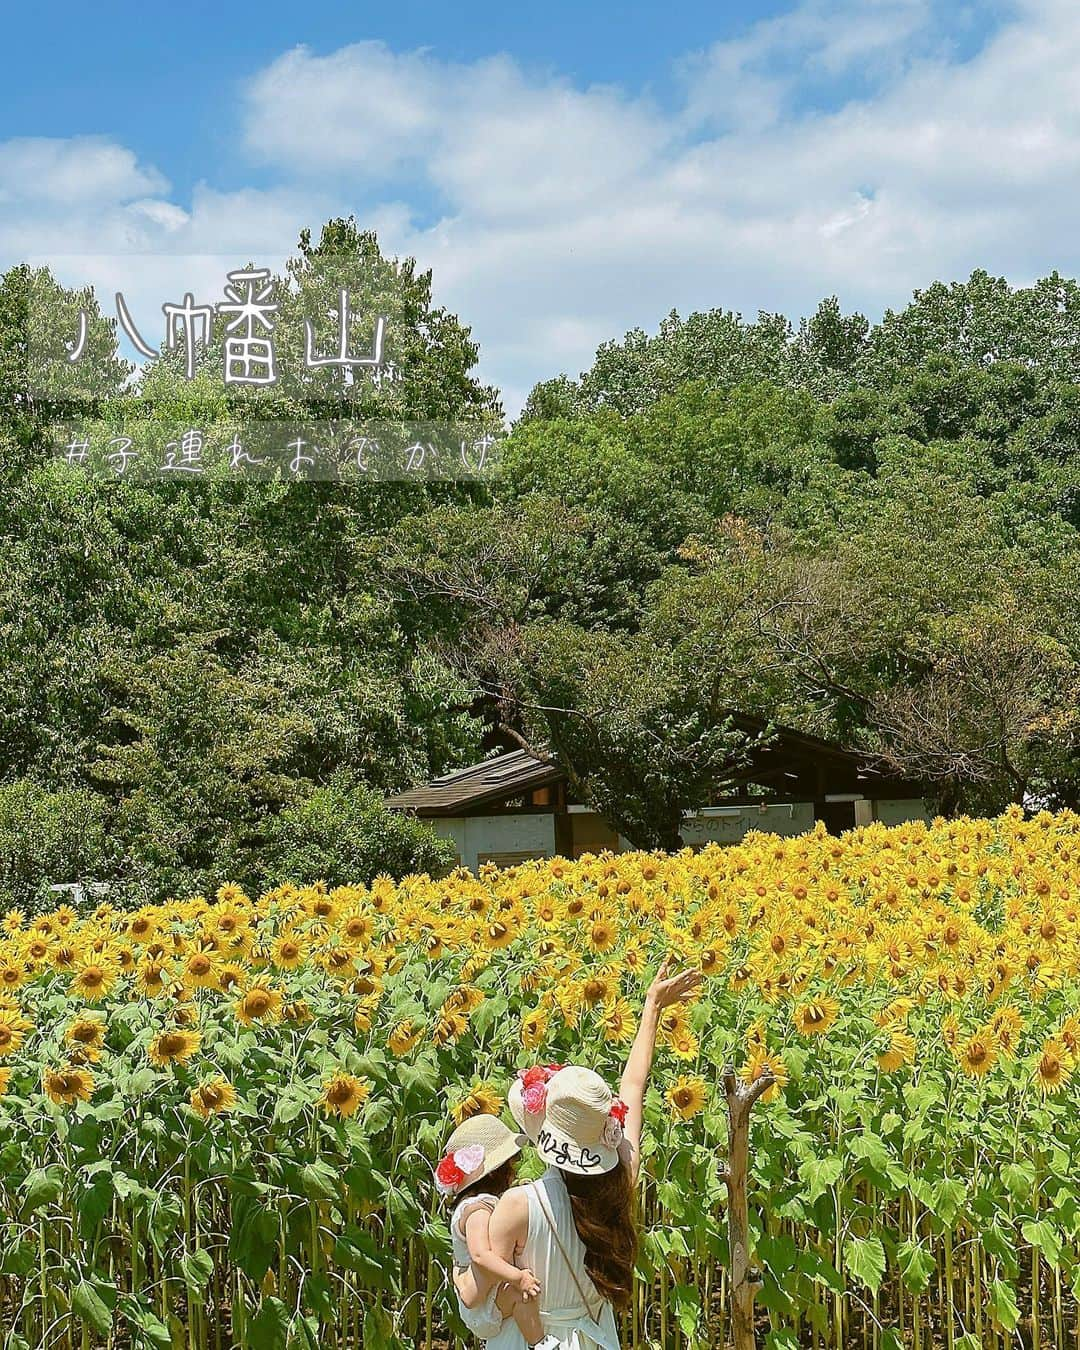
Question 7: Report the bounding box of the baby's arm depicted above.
[464,1207,541,1299]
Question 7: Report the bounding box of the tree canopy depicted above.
[3,241,1080,898]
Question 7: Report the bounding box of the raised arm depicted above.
[619,955,702,1180]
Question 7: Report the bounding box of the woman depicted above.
[486,957,702,1350]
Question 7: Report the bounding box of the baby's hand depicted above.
[515,1267,541,1300]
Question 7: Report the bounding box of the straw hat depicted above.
[535,1066,624,1176]
[435,1114,526,1197]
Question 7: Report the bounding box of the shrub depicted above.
[0,779,109,911]
[256,773,454,888]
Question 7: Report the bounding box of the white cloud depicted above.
[0,137,167,206]
[8,0,1080,414]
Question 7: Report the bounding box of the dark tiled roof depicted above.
[384,749,563,815]
[386,719,926,818]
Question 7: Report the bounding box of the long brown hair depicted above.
[561,1160,638,1309]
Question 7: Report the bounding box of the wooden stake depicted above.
[719,1064,775,1350]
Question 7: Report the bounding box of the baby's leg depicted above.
[497,1284,544,1346]
[453,1266,481,1310]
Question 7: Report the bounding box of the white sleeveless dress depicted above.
[484,1167,621,1350]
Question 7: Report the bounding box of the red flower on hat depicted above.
[519,1065,549,1089]
[609,1097,628,1126]
[435,1153,466,1193]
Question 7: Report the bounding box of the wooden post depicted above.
[719,1064,774,1350]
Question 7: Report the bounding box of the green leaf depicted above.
[672,1284,701,1338]
[147,1189,182,1253]
[797,1155,844,1203]
[180,1247,214,1292]
[302,1273,336,1323]
[989,1279,1021,1332]
[300,1160,339,1202]
[21,1167,63,1214]
[1001,1161,1036,1201]
[765,1332,800,1350]
[897,1239,935,1292]
[844,1235,886,1294]
[272,1087,308,1126]
[118,1295,171,1350]
[848,1132,891,1173]
[249,1296,290,1350]
[930,1178,966,1226]
[1022,1219,1063,1268]
[72,1281,113,1335]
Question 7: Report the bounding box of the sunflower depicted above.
[235,985,284,1027]
[874,997,915,1028]
[71,957,119,1002]
[452,1083,504,1125]
[217,962,246,993]
[600,998,636,1045]
[126,910,158,944]
[270,933,307,971]
[669,1029,700,1061]
[388,1020,423,1056]
[587,918,619,954]
[659,1006,691,1042]
[521,1007,549,1051]
[989,1004,1024,1056]
[0,1009,29,1059]
[190,1076,238,1119]
[353,999,378,1033]
[579,973,618,1008]
[1034,1038,1073,1096]
[282,999,311,1026]
[148,1029,201,1067]
[320,1073,371,1118]
[64,1015,107,1062]
[339,911,375,945]
[793,996,840,1037]
[179,949,221,991]
[958,1030,998,1077]
[135,960,170,998]
[740,1047,788,1103]
[877,1028,917,1073]
[667,1076,707,1121]
[431,1012,468,1046]
[43,1064,94,1106]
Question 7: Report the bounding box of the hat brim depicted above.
[535,1120,620,1176]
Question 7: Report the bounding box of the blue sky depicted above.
[2,0,1072,413]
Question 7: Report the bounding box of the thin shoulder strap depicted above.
[532,1181,604,1323]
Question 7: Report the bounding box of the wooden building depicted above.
[384,721,928,872]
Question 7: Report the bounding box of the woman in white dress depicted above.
[486,958,702,1350]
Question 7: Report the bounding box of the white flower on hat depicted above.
[454,1144,486,1175]
[600,1116,623,1150]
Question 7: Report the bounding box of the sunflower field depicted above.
[0,807,1079,1349]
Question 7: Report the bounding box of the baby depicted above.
[437,1113,556,1349]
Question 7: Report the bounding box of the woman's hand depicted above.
[646,954,703,1011]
